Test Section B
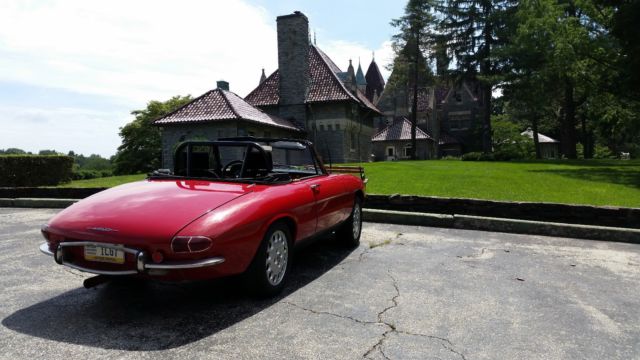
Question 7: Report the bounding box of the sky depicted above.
[0,0,405,157]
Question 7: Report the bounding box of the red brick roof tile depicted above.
[245,45,381,114]
[154,89,300,132]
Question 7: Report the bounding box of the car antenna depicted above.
[325,143,332,169]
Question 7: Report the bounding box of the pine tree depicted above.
[438,0,518,153]
[391,0,437,160]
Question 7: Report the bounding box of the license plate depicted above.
[84,244,125,264]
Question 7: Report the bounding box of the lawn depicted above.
[57,160,640,208]
[357,159,640,208]
[59,174,146,188]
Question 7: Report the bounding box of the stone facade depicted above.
[372,139,431,161]
[376,81,483,158]
[432,82,484,153]
[244,11,381,164]
[276,12,309,124]
[307,102,374,163]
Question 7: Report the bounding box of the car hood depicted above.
[47,179,254,243]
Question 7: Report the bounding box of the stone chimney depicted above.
[276,11,309,124]
[216,80,229,91]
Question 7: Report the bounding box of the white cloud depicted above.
[318,40,394,80]
[0,1,396,157]
[0,105,129,156]
[0,0,278,101]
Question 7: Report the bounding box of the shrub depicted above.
[71,169,113,180]
[461,152,495,161]
[0,155,74,187]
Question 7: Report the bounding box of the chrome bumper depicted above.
[39,242,225,276]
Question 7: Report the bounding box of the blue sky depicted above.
[0,1,405,157]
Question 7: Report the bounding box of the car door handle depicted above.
[310,184,321,191]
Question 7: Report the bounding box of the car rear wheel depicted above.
[338,196,362,248]
[244,222,292,297]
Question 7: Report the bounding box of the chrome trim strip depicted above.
[41,241,226,275]
[58,241,139,255]
[62,262,139,276]
[39,243,54,256]
[145,257,225,270]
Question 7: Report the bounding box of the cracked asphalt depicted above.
[1,207,640,360]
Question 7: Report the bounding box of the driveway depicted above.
[1,208,639,359]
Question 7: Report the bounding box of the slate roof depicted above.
[154,89,301,132]
[356,63,366,86]
[521,129,559,143]
[365,59,385,102]
[245,45,381,113]
[372,117,433,142]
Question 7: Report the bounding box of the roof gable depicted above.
[372,117,432,142]
[356,63,366,85]
[365,59,385,102]
[154,89,300,132]
[245,45,380,113]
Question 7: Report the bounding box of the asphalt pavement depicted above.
[1,208,639,359]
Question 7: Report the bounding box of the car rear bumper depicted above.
[39,242,225,276]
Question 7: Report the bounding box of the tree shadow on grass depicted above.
[2,236,355,351]
[516,159,640,168]
[528,166,640,190]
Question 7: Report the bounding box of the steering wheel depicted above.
[222,160,243,178]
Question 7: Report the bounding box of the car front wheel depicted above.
[244,222,292,297]
[338,196,362,248]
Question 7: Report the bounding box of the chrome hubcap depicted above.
[265,230,288,286]
[352,203,361,239]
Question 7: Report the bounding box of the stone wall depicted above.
[365,194,640,229]
[307,102,374,163]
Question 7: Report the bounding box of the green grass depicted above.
[56,160,640,208]
[59,174,146,188]
[356,159,640,208]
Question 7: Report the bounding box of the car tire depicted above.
[337,196,362,248]
[244,222,292,297]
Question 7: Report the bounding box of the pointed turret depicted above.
[259,68,267,85]
[344,59,357,93]
[356,60,367,93]
[365,57,385,103]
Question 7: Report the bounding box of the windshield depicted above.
[150,140,323,184]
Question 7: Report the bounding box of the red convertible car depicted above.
[40,138,365,295]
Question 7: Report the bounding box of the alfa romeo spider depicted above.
[39,138,365,295]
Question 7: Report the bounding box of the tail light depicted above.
[171,236,212,253]
[41,224,65,248]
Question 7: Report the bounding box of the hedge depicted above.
[0,155,74,187]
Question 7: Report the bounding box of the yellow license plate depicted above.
[84,245,125,264]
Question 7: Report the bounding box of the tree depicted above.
[39,149,60,155]
[438,0,518,153]
[1,148,28,155]
[391,0,437,160]
[113,95,192,175]
[500,0,637,159]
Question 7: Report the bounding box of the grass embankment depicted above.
[59,174,146,188]
[57,160,640,208]
[358,159,640,208]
